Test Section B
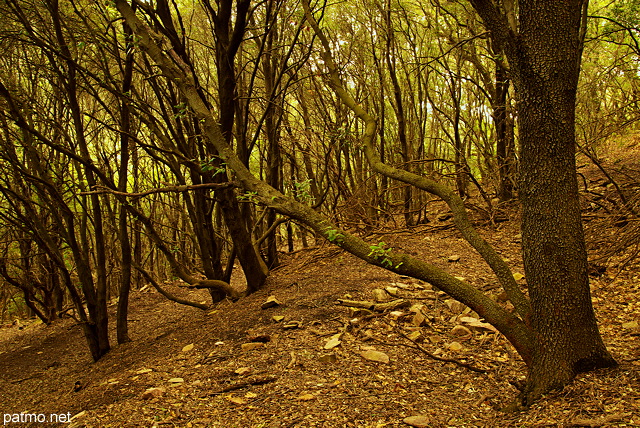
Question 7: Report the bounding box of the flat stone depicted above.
[404,415,431,427]
[241,342,265,351]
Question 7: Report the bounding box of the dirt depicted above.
[1,213,639,428]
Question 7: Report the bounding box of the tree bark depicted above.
[469,0,617,406]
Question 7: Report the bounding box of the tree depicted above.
[114,0,617,408]
[468,0,617,404]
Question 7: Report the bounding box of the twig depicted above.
[80,182,240,198]
[209,375,278,394]
[377,317,488,373]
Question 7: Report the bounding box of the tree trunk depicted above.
[508,0,617,405]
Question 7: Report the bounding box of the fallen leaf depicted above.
[234,367,252,375]
[297,393,316,401]
[227,395,247,405]
[447,341,463,351]
[182,343,194,352]
[360,350,390,364]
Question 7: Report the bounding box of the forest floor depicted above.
[2,151,640,427]
[1,210,639,427]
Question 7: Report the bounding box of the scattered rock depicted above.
[283,320,302,330]
[388,310,406,320]
[261,295,282,309]
[459,316,499,333]
[385,286,399,296]
[444,299,466,314]
[372,288,389,302]
[141,387,166,400]
[403,415,431,427]
[324,333,342,350]
[318,353,338,363]
[241,342,265,351]
[247,334,271,343]
[360,349,390,364]
[406,331,422,342]
[451,325,473,339]
[411,310,427,327]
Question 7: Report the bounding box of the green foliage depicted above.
[173,102,188,119]
[237,191,259,204]
[367,241,402,269]
[326,228,344,244]
[292,179,314,204]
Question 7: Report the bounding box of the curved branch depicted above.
[302,0,531,320]
[115,0,534,364]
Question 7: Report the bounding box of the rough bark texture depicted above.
[469,0,617,406]
[514,1,616,405]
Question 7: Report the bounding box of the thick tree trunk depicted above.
[512,1,616,405]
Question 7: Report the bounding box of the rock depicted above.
[247,334,271,343]
[261,295,282,309]
[407,331,422,342]
[142,387,166,400]
[297,393,316,401]
[388,310,406,320]
[448,255,461,262]
[318,353,337,363]
[241,342,265,351]
[403,415,431,427]
[411,310,427,327]
[272,315,285,322]
[324,333,342,350]
[459,316,499,333]
[385,286,399,296]
[283,320,302,330]
[360,350,390,364]
[451,325,473,338]
[372,288,389,302]
[444,299,466,314]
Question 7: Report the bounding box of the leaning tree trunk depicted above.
[509,0,617,405]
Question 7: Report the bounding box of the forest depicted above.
[0,0,639,426]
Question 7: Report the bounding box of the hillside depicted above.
[1,219,638,427]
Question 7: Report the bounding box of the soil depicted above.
[1,210,639,427]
